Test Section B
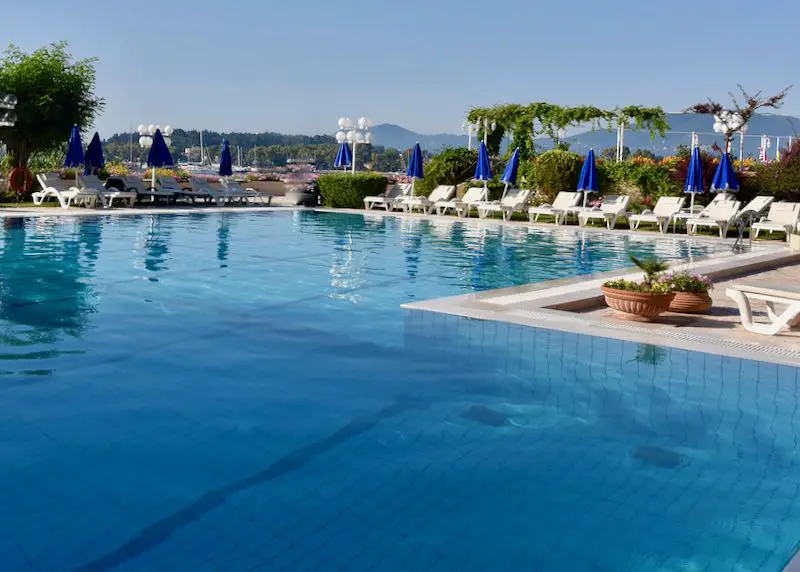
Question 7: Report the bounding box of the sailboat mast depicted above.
[199,130,204,165]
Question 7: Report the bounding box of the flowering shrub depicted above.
[603,278,672,293]
[658,271,713,293]
[603,256,671,293]
[105,161,131,176]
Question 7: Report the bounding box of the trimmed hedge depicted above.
[318,172,388,208]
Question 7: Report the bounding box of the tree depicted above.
[686,85,792,153]
[0,42,104,173]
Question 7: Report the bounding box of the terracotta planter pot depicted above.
[669,291,712,314]
[601,286,675,322]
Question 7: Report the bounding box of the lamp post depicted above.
[0,92,18,127]
[336,117,372,174]
[712,111,743,155]
[738,123,748,162]
[474,117,496,147]
[137,123,174,188]
[461,121,478,150]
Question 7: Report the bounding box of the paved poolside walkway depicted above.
[579,263,800,353]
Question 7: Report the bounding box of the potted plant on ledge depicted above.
[601,256,674,322]
[662,270,713,313]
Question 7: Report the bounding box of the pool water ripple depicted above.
[0,211,798,571]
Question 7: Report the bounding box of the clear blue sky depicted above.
[4,0,798,137]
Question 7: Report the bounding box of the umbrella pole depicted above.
[501,182,508,201]
[411,178,415,197]
[690,193,695,212]
[152,166,157,192]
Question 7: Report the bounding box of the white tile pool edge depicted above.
[404,246,800,369]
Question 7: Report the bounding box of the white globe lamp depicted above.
[138,124,147,136]
[163,125,173,137]
[163,137,172,147]
[335,131,347,143]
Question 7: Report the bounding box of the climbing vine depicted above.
[466,102,668,160]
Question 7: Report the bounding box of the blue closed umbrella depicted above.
[501,147,520,199]
[334,142,352,170]
[474,141,492,189]
[406,142,424,196]
[710,152,739,193]
[219,139,233,177]
[83,132,105,175]
[684,146,704,212]
[64,124,84,186]
[577,149,598,207]
[146,129,174,191]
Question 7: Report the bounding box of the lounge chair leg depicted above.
[727,289,800,335]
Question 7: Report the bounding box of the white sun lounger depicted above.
[578,195,630,229]
[191,176,255,205]
[528,191,582,225]
[628,196,685,234]
[117,176,176,202]
[364,183,411,211]
[476,189,531,221]
[220,177,273,205]
[32,173,106,208]
[752,202,800,241]
[686,201,742,237]
[79,174,137,207]
[726,283,800,336]
[435,186,488,218]
[401,185,455,214]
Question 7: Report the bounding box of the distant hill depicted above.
[373,114,800,156]
[544,113,800,157]
[370,124,468,152]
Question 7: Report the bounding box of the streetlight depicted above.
[137,123,174,153]
[712,110,743,155]
[137,123,173,188]
[473,117,496,147]
[0,92,18,127]
[336,117,372,174]
[461,121,478,150]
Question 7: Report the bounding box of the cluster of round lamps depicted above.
[137,124,174,148]
[335,117,372,144]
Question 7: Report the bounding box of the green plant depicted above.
[318,172,388,208]
[630,256,669,288]
[0,42,104,174]
[605,256,670,293]
[658,270,713,293]
[414,147,477,196]
[529,149,584,203]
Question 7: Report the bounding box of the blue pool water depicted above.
[0,211,798,571]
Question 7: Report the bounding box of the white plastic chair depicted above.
[528,192,582,225]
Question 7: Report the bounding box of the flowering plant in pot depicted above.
[601,256,674,321]
[660,271,713,313]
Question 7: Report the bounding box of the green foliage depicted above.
[600,146,630,161]
[0,42,104,170]
[599,161,678,199]
[415,147,477,196]
[529,149,584,202]
[603,278,672,293]
[318,173,388,208]
[630,255,669,287]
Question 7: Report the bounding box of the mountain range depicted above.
[372,113,800,157]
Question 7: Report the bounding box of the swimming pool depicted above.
[0,211,797,571]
